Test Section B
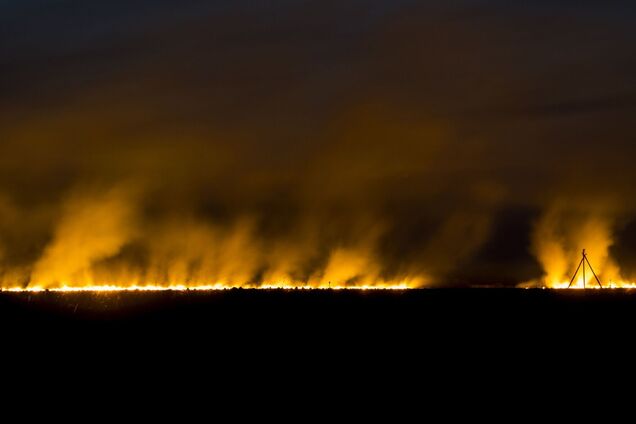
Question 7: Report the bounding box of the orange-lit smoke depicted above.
[529,205,624,288]
[29,187,138,288]
[0,187,425,290]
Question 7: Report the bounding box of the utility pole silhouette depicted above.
[567,249,603,289]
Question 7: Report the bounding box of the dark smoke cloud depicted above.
[1,1,636,287]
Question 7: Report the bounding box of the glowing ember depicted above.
[519,277,636,289]
[547,280,636,290]
[0,283,412,292]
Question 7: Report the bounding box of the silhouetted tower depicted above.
[568,249,603,289]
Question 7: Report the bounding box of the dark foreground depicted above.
[3,288,635,390]
[0,288,624,315]
[2,289,635,363]
[2,288,635,332]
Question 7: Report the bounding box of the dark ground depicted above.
[1,289,630,392]
[3,288,636,319]
[2,289,634,344]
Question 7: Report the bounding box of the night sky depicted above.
[1,1,636,288]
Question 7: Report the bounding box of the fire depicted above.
[0,187,429,292]
[544,279,636,290]
[0,282,412,292]
[526,205,636,290]
[523,267,636,290]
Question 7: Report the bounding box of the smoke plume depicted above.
[1,2,636,287]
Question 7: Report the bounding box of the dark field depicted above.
[3,289,635,362]
[3,288,636,331]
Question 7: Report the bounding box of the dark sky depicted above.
[1,1,636,287]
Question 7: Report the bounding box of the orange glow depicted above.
[0,187,427,292]
[527,206,630,290]
[0,282,412,292]
[543,279,636,290]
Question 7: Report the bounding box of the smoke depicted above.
[1,2,636,288]
[154,217,262,286]
[530,203,623,287]
[8,178,429,288]
[0,195,12,264]
[30,187,138,287]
